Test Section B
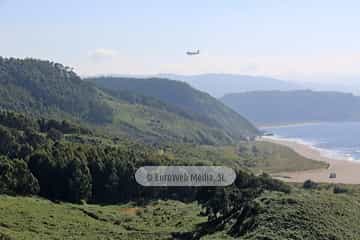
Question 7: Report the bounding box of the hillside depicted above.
[0,109,325,203]
[156,73,301,98]
[221,90,360,126]
[0,58,258,144]
[0,196,205,240]
[87,76,259,141]
[2,184,359,239]
[0,58,112,123]
[193,185,360,240]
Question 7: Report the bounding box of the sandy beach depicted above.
[260,137,360,184]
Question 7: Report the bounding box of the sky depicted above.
[1,0,360,84]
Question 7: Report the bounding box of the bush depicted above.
[303,179,318,189]
[333,185,349,194]
[258,173,292,193]
[0,233,13,240]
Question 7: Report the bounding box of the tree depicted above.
[66,158,92,203]
[0,126,20,158]
[47,128,63,141]
[0,156,40,195]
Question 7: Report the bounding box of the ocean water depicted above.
[262,122,360,161]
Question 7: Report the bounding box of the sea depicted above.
[261,122,360,161]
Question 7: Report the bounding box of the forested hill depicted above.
[87,76,259,140]
[0,57,112,123]
[0,57,258,144]
[221,90,360,126]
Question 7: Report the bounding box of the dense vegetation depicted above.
[221,90,360,125]
[0,110,319,205]
[0,57,113,124]
[0,57,258,145]
[88,76,259,140]
[0,110,202,203]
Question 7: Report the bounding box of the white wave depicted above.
[263,135,360,162]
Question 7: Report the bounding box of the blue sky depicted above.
[1,0,360,83]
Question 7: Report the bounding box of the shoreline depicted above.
[257,121,326,129]
[260,136,360,184]
[258,120,360,129]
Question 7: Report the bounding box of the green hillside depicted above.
[0,109,325,203]
[88,76,259,140]
[0,57,113,124]
[221,90,360,125]
[0,58,258,144]
[0,196,205,240]
[1,109,263,204]
[196,185,360,240]
[2,184,359,239]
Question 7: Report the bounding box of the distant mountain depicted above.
[88,76,259,141]
[221,90,360,126]
[0,57,258,144]
[157,73,301,98]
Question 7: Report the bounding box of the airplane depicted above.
[186,49,200,55]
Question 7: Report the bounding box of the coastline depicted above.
[260,136,360,184]
[257,121,327,129]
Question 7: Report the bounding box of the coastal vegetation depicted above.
[1,184,360,239]
[0,57,357,240]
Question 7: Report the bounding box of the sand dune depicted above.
[260,137,360,184]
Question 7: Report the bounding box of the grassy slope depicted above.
[204,186,360,240]
[168,141,328,174]
[244,141,328,173]
[88,77,259,139]
[2,186,360,240]
[0,196,205,240]
[105,98,235,144]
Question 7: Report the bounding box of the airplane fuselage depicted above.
[186,50,200,55]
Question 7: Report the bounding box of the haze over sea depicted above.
[262,122,360,161]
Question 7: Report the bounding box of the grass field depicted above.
[1,185,360,240]
[168,141,328,174]
[244,141,328,173]
[0,196,205,240]
[202,184,360,240]
[107,99,235,145]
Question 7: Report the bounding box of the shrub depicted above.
[0,233,13,240]
[303,179,318,189]
[333,185,349,194]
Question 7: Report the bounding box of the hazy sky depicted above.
[1,0,360,83]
